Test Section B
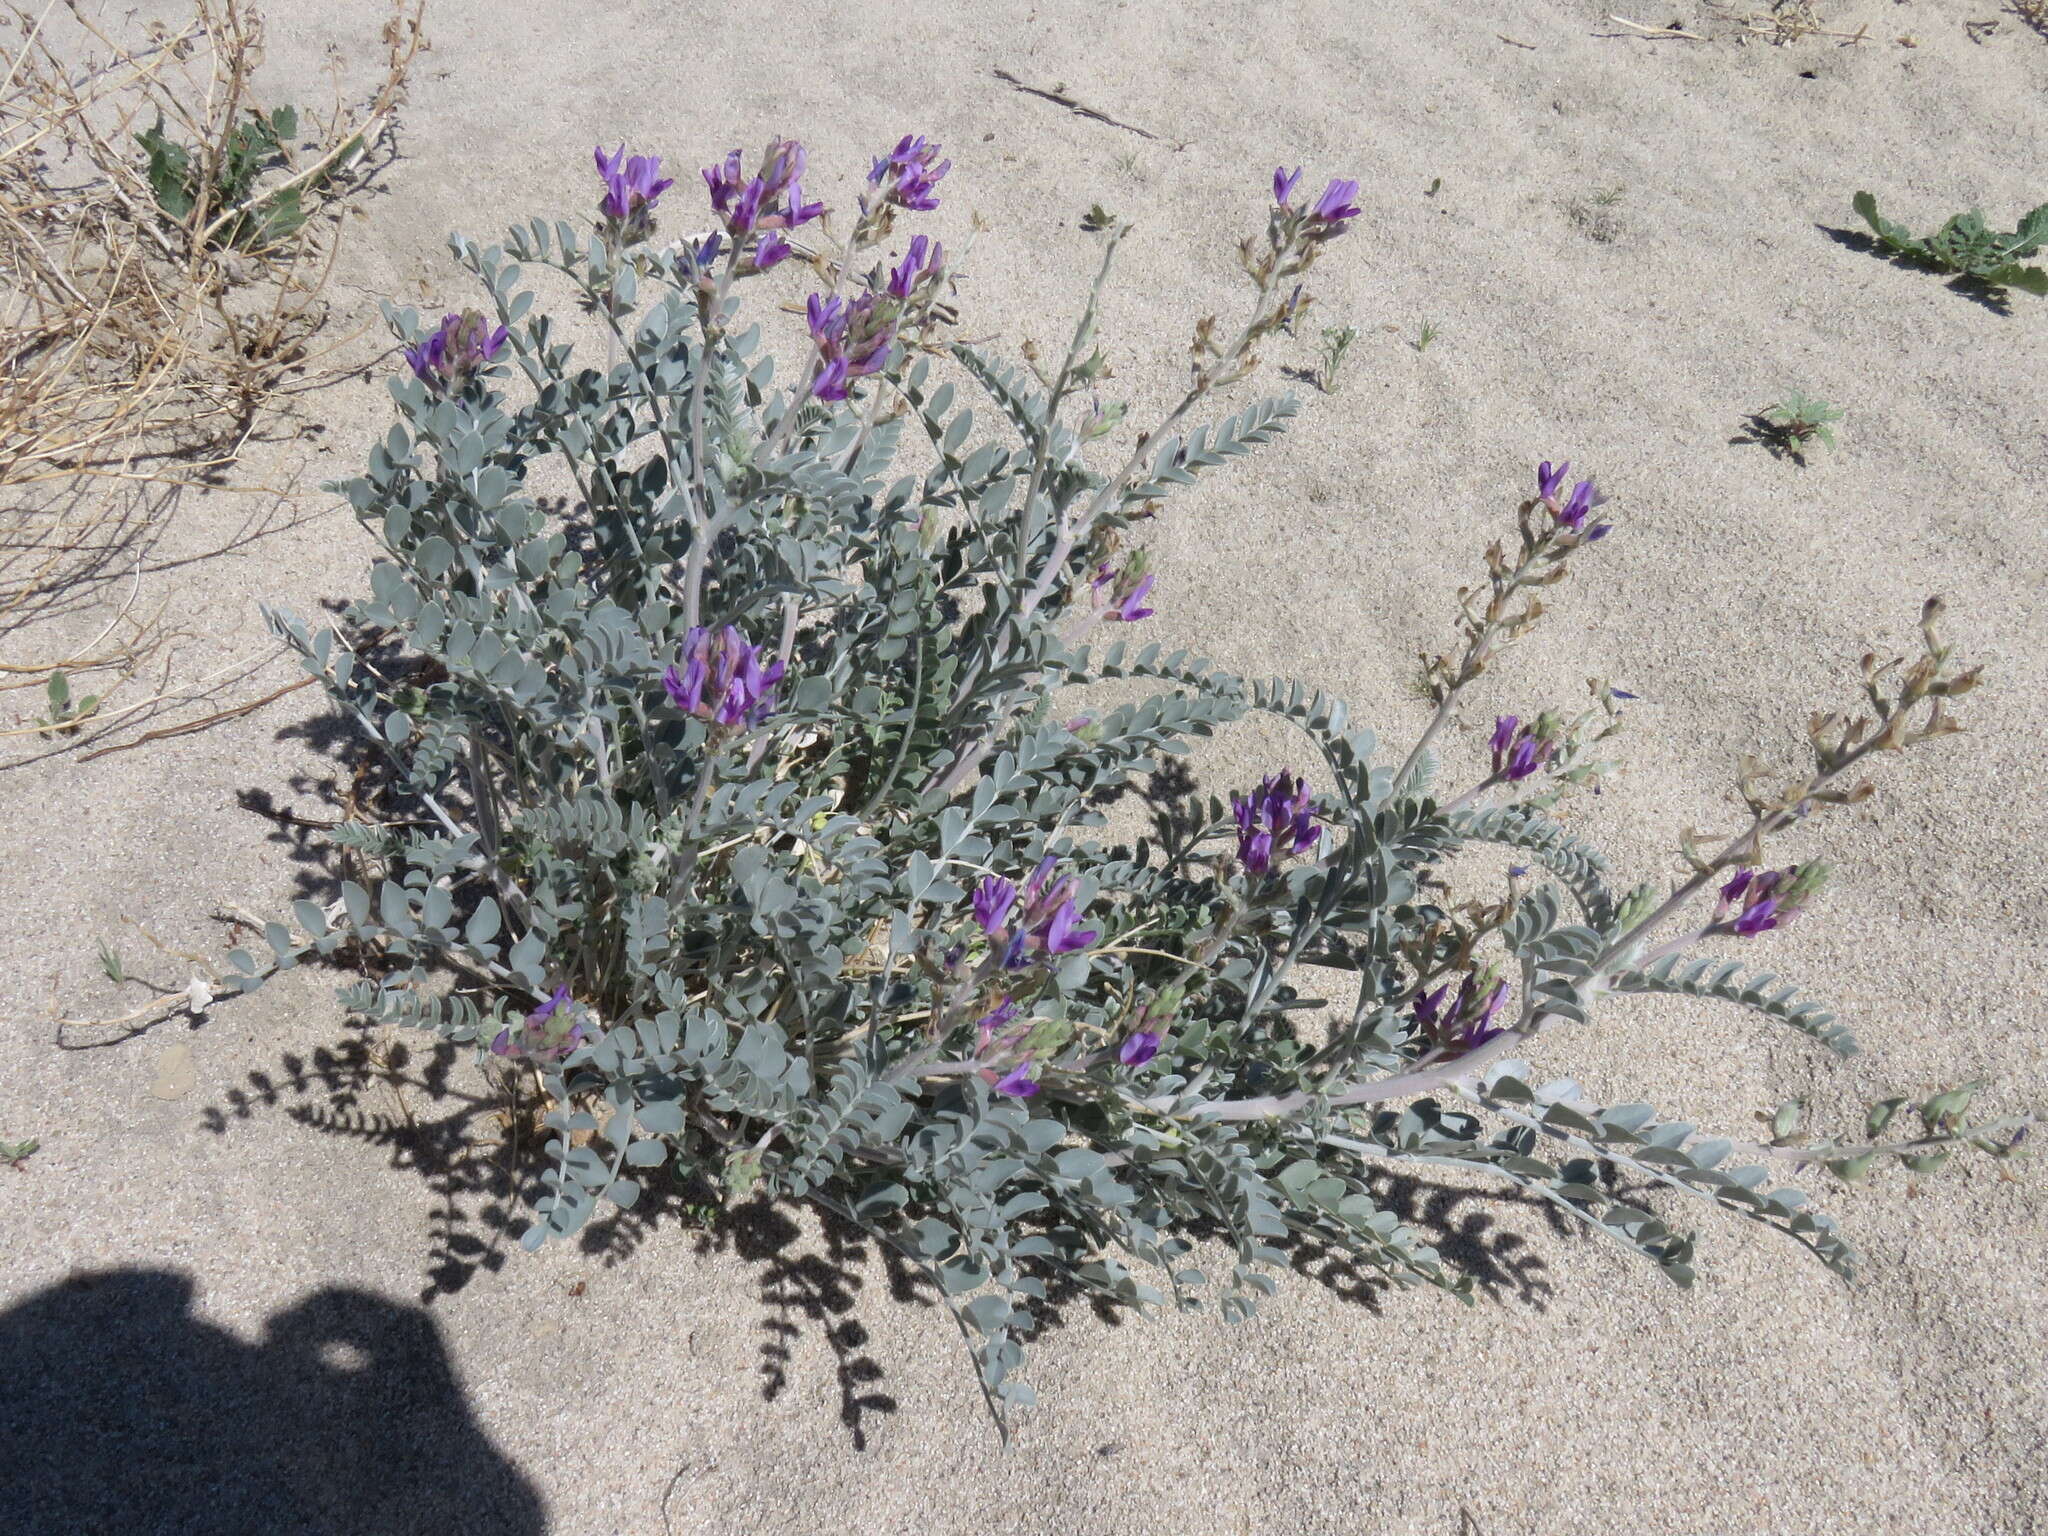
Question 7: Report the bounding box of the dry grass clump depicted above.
[0,0,424,749]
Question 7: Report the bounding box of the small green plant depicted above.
[36,671,101,738]
[138,104,318,251]
[1317,323,1357,390]
[1851,190,2048,298]
[1748,389,1844,463]
[97,939,128,985]
[1,1136,38,1170]
[1412,319,1439,353]
[1425,176,1442,198]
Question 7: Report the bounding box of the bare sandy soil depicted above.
[3,1,2045,1532]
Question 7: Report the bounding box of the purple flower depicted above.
[1733,896,1781,936]
[403,310,508,394]
[1717,863,1829,937]
[992,1060,1039,1098]
[1119,1030,1161,1067]
[1039,900,1098,956]
[703,150,744,213]
[751,231,793,271]
[1536,460,1610,539]
[976,996,1022,1047]
[1611,688,1639,701]
[1273,165,1304,207]
[1231,771,1318,877]
[1108,573,1155,623]
[1556,477,1608,534]
[972,876,1017,936]
[1308,178,1361,228]
[1490,716,1554,783]
[1464,977,1511,1044]
[888,234,945,299]
[1416,973,1510,1049]
[661,625,785,727]
[1093,555,1154,621]
[1412,982,1450,1035]
[866,134,951,212]
[490,983,585,1060]
[783,178,825,227]
[998,857,1100,961]
[594,143,675,240]
[1021,855,1058,905]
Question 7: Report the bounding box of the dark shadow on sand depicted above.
[0,1269,545,1536]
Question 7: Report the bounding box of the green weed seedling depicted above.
[37,671,100,738]
[1748,390,1844,464]
[1318,324,1358,389]
[138,104,336,251]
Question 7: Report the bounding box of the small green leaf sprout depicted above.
[37,671,101,738]
[1748,389,1844,463]
[1317,323,1357,390]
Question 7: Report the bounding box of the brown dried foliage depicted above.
[0,0,423,736]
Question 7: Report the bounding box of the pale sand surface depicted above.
[3,1,2046,1532]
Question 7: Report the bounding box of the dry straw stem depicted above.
[0,0,424,750]
[1701,0,1872,45]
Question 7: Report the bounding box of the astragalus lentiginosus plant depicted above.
[233,141,2028,1430]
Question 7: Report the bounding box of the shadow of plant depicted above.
[1815,223,2024,315]
[201,1034,537,1303]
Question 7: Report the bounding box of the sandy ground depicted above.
[4,0,2046,1531]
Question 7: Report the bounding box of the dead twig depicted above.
[74,671,312,760]
[1603,14,1710,38]
[991,67,1181,147]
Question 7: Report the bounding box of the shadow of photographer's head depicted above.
[0,1268,543,1536]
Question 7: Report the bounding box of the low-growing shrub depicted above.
[1851,189,2048,299]
[242,142,2026,1427]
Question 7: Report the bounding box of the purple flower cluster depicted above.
[661,625,786,727]
[1273,165,1362,238]
[403,310,508,393]
[866,134,951,212]
[1489,715,1555,783]
[973,858,1099,968]
[1413,972,1511,1050]
[1534,461,1611,541]
[701,137,823,269]
[594,143,676,242]
[806,292,896,401]
[1717,863,1829,937]
[1231,771,1319,877]
[489,984,589,1061]
[1090,554,1156,622]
